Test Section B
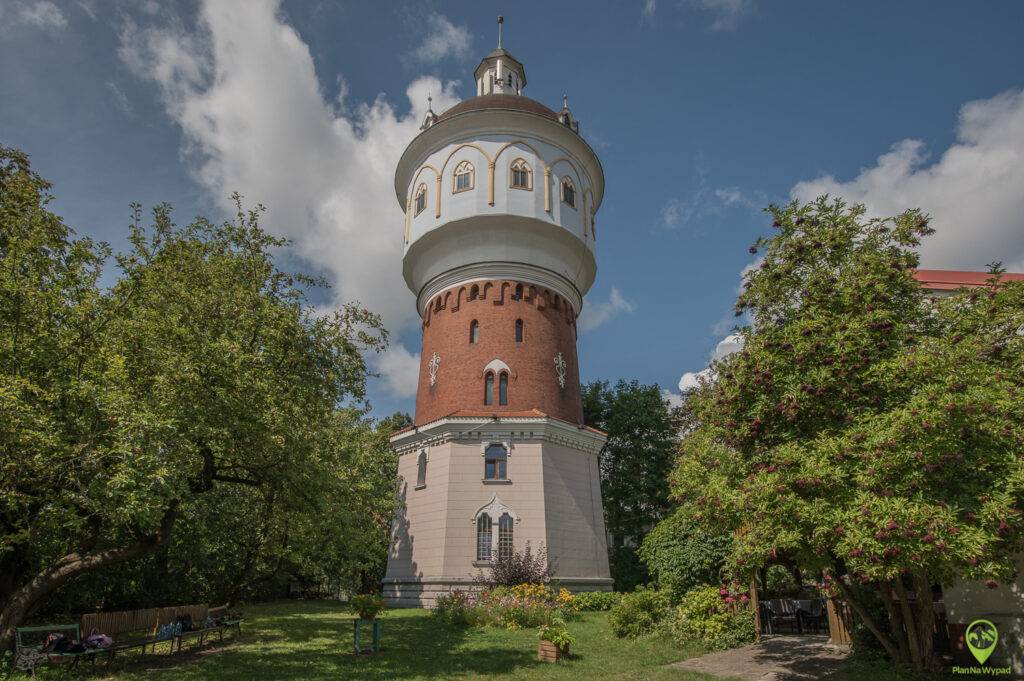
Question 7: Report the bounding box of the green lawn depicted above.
[62,600,724,681]
[23,600,946,681]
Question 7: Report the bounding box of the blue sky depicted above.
[3,0,1024,418]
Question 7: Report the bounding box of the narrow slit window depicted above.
[416,450,427,487]
[476,514,492,561]
[499,372,508,405]
[470,320,480,344]
[414,183,427,216]
[515,319,523,343]
[484,372,494,406]
[561,178,576,208]
[498,513,513,561]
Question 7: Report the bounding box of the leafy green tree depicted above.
[583,380,683,590]
[638,508,731,602]
[671,197,1024,671]
[0,147,390,650]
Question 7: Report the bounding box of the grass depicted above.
[19,601,948,681]
[38,600,723,681]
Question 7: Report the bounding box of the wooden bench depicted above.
[14,623,103,676]
[80,603,243,658]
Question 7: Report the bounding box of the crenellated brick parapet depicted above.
[415,279,582,426]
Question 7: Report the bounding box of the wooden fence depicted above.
[80,604,209,637]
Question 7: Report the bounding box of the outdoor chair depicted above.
[796,598,828,634]
[765,598,803,634]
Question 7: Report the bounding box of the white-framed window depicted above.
[510,158,532,190]
[414,183,427,216]
[484,443,507,480]
[453,160,474,193]
[498,513,514,561]
[415,450,427,488]
[561,178,576,209]
[476,514,493,561]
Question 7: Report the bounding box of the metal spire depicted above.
[497,15,504,48]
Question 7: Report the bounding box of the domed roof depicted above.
[436,94,559,124]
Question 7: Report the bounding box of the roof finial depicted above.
[563,93,568,109]
[497,15,504,48]
[427,92,433,111]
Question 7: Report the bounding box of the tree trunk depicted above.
[911,572,937,671]
[877,582,909,664]
[834,577,902,663]
[894,579,922,671]
[0,501,179,652]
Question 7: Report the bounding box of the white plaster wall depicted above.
[384,444,452,580]
[541,442,611,580]
[441,441,548,579]
[405,134,594,251]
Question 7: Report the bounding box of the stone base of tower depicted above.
[383,413,612,608]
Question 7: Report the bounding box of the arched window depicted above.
[498,513,514,560]
[470,284,479,300]
[512,284,523,301]
[470,319,480,344]
[453,160,475,193]
[510,158,532,190]
[484,444,507,480]
[416,450,427,488]
[414,183,427,216]
[499,372,508,405]
[561,178,576,208]
[476,514,492,561]
[484,371,494,406]
[515,319,523,343]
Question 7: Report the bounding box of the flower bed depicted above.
[432,584,579,629]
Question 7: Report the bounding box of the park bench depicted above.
[79,603,243,659]
[14,623,103,676]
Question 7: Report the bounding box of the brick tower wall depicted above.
[415,279,583,425]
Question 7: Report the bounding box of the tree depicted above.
[0,147,390,650]
[582,380,683,590]
[637,508,731,602]
[671,197,1024,671]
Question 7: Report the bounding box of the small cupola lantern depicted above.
[420,94,438,131]
[558,94,580,134]
[475,17,527,96]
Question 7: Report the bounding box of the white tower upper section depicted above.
[395,31,604,317]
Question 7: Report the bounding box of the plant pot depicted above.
[353,619,381,654]
[537,639,569,662]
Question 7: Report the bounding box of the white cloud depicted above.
[8,1,67,30]
[659,168,764,230]
[677,332,745,392]
[410,12,472,64]
[376,344,420,399]
[118,0,463,399]
[792,88,1024,272]
[641,0,657,23]
[685,0,751,32]
[577,286,635,333]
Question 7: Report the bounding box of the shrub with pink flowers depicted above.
[671,584,755,650]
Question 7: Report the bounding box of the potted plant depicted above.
[537,618,575,662]
[349,594,386,654]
